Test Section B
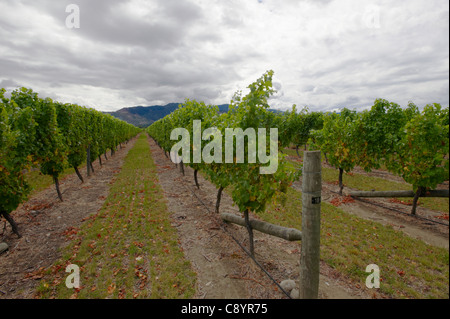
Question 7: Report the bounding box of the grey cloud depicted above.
[0,0,242,108]
[192,87,222,100]
[0,79,21,88]
[25,0,204,49]
[310,86,335,95]
[273,81,282,91]
[76,2,200,49]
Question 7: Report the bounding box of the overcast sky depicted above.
[0,0,448,112]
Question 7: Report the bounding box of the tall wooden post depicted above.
[87,144,91,177]
[299,151,321,299]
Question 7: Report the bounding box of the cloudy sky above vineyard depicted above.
[0,0,448,112]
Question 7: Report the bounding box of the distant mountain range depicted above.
[106,103,281,128]
[105,103,184,128]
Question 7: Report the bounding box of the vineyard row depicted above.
[147,70,449,224]
[0,87,141,236]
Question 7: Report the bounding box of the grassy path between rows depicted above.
[37,134,196,299]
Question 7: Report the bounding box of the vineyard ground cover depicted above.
[147,137,373,299]
[35,134,196,299]
[0,136,138,298]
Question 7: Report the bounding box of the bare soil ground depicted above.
[148,137,376,299]
[0,138,137,298]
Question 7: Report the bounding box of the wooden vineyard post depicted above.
[299,151,322,299]
[87,144,91,177]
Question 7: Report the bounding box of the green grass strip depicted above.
[37,134,196,299]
